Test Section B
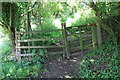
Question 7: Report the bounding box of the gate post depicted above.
[62,23,70,59]
[92,26,97,50]
[79,27,84,56]
[15,32,21,61]
[96,23,102,48]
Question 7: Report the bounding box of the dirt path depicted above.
[39,53,83,78]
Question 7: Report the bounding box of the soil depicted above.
[39,52,83,78]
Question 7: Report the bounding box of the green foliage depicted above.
[1,61,41,78]
[1,55,42,79]
[71,10,97,26]
[21,20,61,46]
[21,49,46,66]
[0,27,11,55]
[97,2,119,17]
[0,43,10,55]
[78,36,119,78]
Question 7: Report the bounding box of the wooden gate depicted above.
[15,23,102,61]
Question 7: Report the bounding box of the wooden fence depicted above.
[15,23,102,61]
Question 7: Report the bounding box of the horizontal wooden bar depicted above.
[71,51,83,56]
[69,40,79,44]
[66,23,96,29]
[84,48,93,53]
[83,43,93,49]
[83,36,92,41]
[83,34,92,38]
[16,29,63,35]
[20,54,34,56]
[67,33,79,36]
[16,46,64,49]
[83,40,92,44]
[83,31,92,34]
[71,47,81,52]
[47,51,63,55]
[17,37,62,42]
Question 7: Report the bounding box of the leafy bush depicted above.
[1,48,45,79]
[0,31,11,55]
[1,55,42,79]
[1,61,41,79]
[78,36,119,78]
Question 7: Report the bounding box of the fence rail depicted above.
[16,46,64,49]
[17,37,62,42]
[16,29,63,34]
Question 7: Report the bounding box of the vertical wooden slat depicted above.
[62,23,70,59]
[79,27,84,56]
[91,26,97,50]
[61,28,66,57]
[15,33,21,61]
[96,24,102,48]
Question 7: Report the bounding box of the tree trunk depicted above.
[9,30,15,54]
[2,3,16,54]
[90,2,114,35]
[9,3,15,54]
[27,12,32,32]
[26,11,32,38]
[26,11,32,53]
[90,2,118,54]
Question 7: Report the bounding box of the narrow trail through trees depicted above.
[39,52,83,78]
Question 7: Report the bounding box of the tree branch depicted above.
[22,2,37,16]
[89,2,114,35]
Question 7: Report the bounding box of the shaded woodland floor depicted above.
[39,52,83,78]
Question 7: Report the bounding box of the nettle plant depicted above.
[78,36,119,78]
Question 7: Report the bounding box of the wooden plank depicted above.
[71,52,83,57]
[71,46,80,49]
[79,28,84,55]
[17,37,62,42]
[83,43,93,49]
[69,40,79,44]
[67,33,79,36]
[96,23,102,47]
[84,43,93,47]
[16,46,64,49]
[83,31,92,34]
[83,36,92,41]
[83,34,92,38]
[20,54,34,56]
[91,27,97,50]
[61,24,66,57]
[84,49,93,53]
[47,51,63,55]
[62,23,70,59]
[16,29,63,34]
[66,23,96,29]
[71,47,81,52]
[15,33,21,61]
[83,40,92,44]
